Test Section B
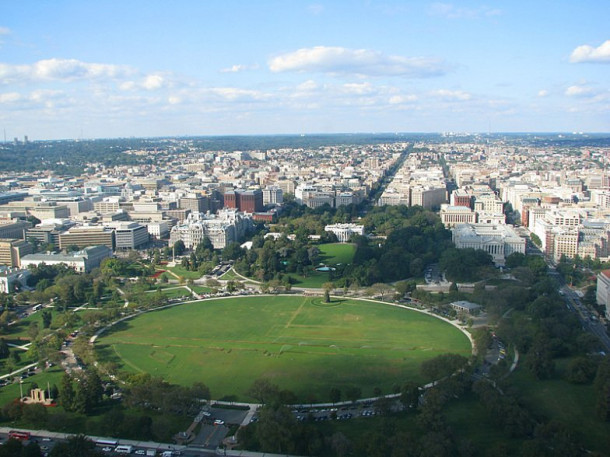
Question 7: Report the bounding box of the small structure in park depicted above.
[21,386,55,406]
[449,300,482,315]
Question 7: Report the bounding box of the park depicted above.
[94,295,472,402]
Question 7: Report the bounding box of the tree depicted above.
[400,381,420,408]
[9,349,21,365]
[565,357,597,384]
[41,309,52,329]
[222,242,245,261]
[27,321,39,340]
[420,353,468,382]
[49,434,104,457]
[366,283,394,300]
[173,240,185,257]
[60,372,75,412]
[345,386,362,403]
[255,403,298,454]
[0,338,9,359]
[330,387,341,404]
[525,338,555,380]
[247,378,280,404]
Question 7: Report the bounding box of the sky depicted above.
[1,0,609,140]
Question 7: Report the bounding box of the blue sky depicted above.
[1,1,609,139]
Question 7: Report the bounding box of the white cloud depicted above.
[429,3,502,19]
[296,80,319,91]
[570,40,610,63]
[207,87,270,102]
[565,85,593,97]
[431,89,472,100]
[0,92,21,103]
[389,94,418,104]
[0,58,132,84]
[220,64,259,73]
[269,46,450,78]
[538,89,549,97]
[341,82,374,95]
[119,81,136,91]
[142,74,165,90]
[0,27,10,35]
[307,4,324,15]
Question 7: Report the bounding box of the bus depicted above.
[8,430,31,441]
[95,438,118,447]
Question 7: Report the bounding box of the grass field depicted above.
[95,296,471,402]
[286,243,357,288]
[510,364,610,454]
[166,265,202,280]
[0,367,65,406]
[318,243,356,266]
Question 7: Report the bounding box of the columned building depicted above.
[440,205,477,228]
[324,224,365,242]
[452,223,526,267]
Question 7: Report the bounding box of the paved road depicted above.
[548,268,610,352]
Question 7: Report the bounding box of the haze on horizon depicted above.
[1,0,609,141]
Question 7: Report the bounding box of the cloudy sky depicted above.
[1,1,609,139]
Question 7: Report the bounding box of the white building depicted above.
[324,223,365,242]
[474,193,504,214]
[169,209,252,250]
[440,204,477,228]
[106,222,149,249]
[262,186,283,206]
[0,267,31,293]
[145,221,170,239]
[20,245,113,273]
[452,223,526,266]
[596,270,610,320]
[410,185,447,209]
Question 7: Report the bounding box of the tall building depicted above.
[106,222,149,250]
[596,270,610,320]
[262,186,283,206]
[0,220,30,239]
[179,195,210,213]
[59,226,115,251]
[0,239,33,267]
[223,189,263,213]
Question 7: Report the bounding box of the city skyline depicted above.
[1,0,609,140]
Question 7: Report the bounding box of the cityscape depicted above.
[1,1,610,456]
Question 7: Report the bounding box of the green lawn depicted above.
[444,390,520,454]
[318,242,356,266]
[191,285,213,294]
[218,268,240,280]
[0,366,64,406]
[166,265,203,280]
[510,365,610,454]
[286,271,331,288]
[284,242,357,288]
[155,286,193,299]
[95,296,471,402]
